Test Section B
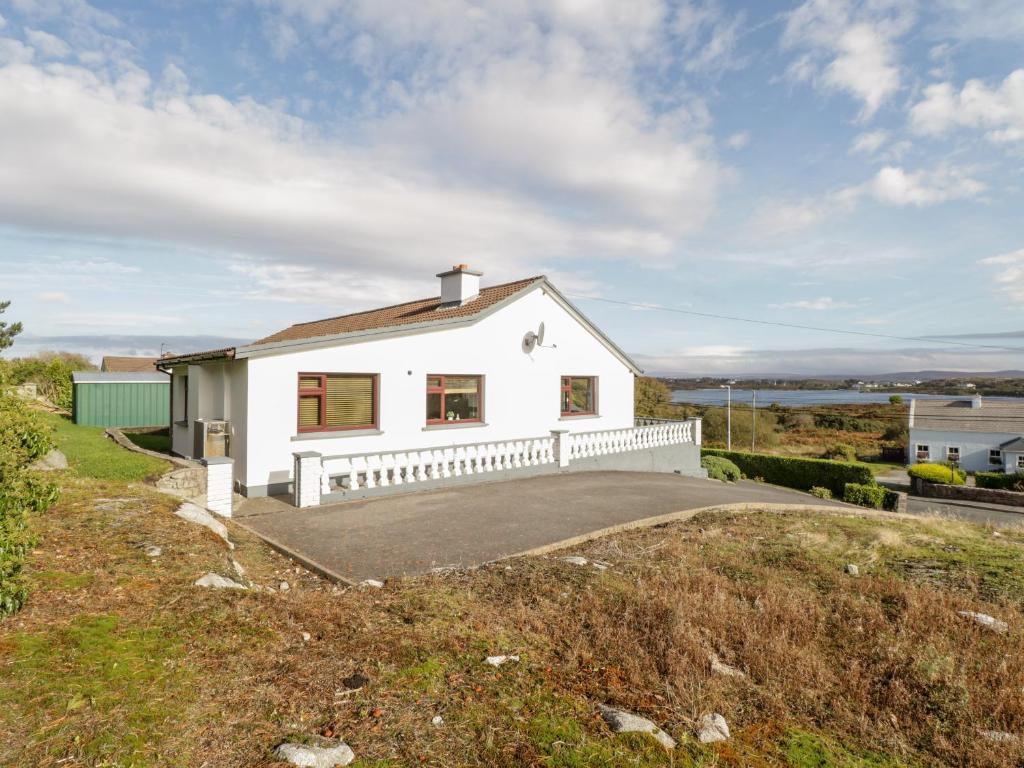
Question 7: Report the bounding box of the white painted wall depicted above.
[908,428,1019,472]
[170,360,247,470]
[235,285,635,493]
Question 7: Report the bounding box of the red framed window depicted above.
[561,376,597,416]
[426,375,483,424]
[297,373,378,432]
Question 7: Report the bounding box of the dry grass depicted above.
[2,469,1023,767]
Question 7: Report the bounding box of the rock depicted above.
[980,730,1018,743]
[144,544,163,558]
[591,560,611,571]
[359,579,384,588]
[274,738,354,767]
[29,449,68,472]
[431,715,444,727]
[301,632,311,643]
[342,672,369,690]
[697,713,730,744]
[230,558,247,578]
[485,654,519,667]
[174,503,233,549]
[279,580,290,591]
[958,610,1008,633]
[597,704,676,749]
[562,556,588,566]
[709,654,746,679]
[844,563,860,577]
[194,572,247,590]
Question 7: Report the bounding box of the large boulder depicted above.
[174,502,233,549]
[274,738,354,767]
[30,449,68,472]
[597,704,676,749]
[697,713,730,744]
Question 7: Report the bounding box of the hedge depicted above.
[907,463,965,486]
[843,482,900,512]
[701,455,742,482]
[0,370,59,618]
[975,471,1024,492]
[701,449,875,496]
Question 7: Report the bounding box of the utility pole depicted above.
[720,384,731,451]
[751,389,757,451]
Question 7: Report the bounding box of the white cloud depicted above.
[0,37,34,65]
[724,131,749,149]
[849,129,888,155]
[930,0,1024,42]
[750,163,985,236]
[909,70,1024,144]
[674,1,747,73]
[769,297,856,310]
[980,248,1024,303]
[34,291,70,302]
[25,28,70,57]
[781,0,914,118]
[0,13,6,29]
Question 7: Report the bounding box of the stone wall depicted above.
[156,466,207,499]
[912,477,1024,509]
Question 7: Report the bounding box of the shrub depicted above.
[889,394,903,405]
[908,463,965,486]
[975,471,1024,492]
[701,449,875,496]
[843,482,900,511]
[0,369,59,618]
[809,486,833,500]
[702,455,742,482]
[821,443,857,462]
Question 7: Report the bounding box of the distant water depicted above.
[672,388,1024,407]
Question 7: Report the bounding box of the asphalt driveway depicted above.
[235,471,848,582]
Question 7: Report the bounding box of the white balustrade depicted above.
[567,419,699,461]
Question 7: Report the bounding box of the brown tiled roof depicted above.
[100,356,158,372]
[252,276,545,345]
[913,398,1024,433]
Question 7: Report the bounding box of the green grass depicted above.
[784,730,908,767]
[38,412,168,482]
[0,614,191,766]
[125,431,171,454]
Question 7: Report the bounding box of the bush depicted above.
[889,394,903,405]
[0,368,59,618]
[809,486,833,500]
[843,482,900,511]
[908,463,965,486]
[701,449,875,496]
[821,443,857,462]
[975,471,1024,492]
[702,455,742,482]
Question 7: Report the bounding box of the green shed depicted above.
[72,371,170,427]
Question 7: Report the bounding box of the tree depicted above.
[889,394,903,405]
[635,376,672,416]
[0,301,22,351]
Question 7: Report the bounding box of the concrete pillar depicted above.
[202,457,234,518]
[693,418,702,447]
[293,451,323,508]
[551,430,570,468]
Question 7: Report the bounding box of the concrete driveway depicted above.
[235,471,848,582]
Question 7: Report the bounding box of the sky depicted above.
[0,0,1022,376]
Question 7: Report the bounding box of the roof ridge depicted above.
[281,275,545,331]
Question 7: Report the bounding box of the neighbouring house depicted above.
[158,266,702,505]
[908,396,1024,472]
[71,371,170,427]
[100,356,159,372]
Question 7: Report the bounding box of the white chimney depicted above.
[437,264,482,306]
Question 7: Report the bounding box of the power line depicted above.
[570,295,1024,353]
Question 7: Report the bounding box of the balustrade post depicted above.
[551,430,570,468]
[292,451,322,508]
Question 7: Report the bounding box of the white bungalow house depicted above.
[908,396,1024,473]
[159,266,702,506]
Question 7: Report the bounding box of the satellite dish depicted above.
[521,321,547,354]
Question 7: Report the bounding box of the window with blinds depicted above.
[297,373,377,432]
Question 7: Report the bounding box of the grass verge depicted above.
[39,412,168,482]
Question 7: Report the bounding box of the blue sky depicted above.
[0,0,1022,375]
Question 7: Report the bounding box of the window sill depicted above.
[559,414,600,421]
[291,428,383,441]
[423,421,488,431]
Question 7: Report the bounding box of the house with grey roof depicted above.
[908,396,1024,472]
